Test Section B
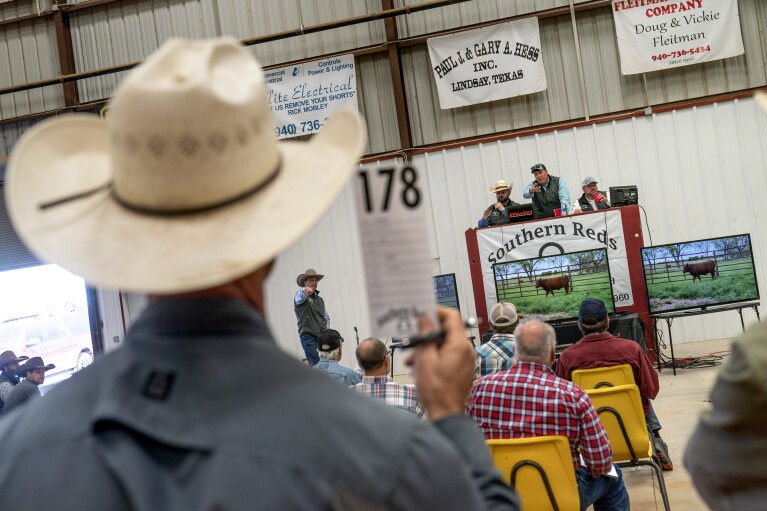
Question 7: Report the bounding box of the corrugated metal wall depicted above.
[402,0,767,146]
[263,96,767,372]
[0,18,61,120]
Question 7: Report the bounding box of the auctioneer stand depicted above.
[465,205,658,362]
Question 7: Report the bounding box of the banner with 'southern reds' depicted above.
[427,18,546,109]
[613,0,744,75]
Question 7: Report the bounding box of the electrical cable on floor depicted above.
[655,328,730,369]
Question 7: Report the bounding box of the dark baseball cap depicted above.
[578,298,608,325]
[318,329,344,351]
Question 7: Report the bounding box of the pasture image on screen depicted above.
[641,234,759,314]
[433,274,459,310]
[493,248,614,322]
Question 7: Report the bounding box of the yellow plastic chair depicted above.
[487,436,580,511]
[586,384,671,511]
[571,364,635,390]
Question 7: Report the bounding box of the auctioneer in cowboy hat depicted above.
[5,38,366,294]
[296,269,325,287]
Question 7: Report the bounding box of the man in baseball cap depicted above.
[577,176,611,212]
[476,302,520,377]
[313,329,361,386]
[0,38,518,510]
[2,357,55,415]
[0,350,28,413]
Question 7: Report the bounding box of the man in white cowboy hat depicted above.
[0,38,519,510]
[0,350,28,413]
[478,179,521,228]
[2,356,55,415]
[294,268,329,366]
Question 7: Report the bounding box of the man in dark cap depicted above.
[294,268,330,366]
[523,163,572,219]
[2,357,55,414]
[556,298,672,470]
[313,329,361,386]
[0,350,28,413]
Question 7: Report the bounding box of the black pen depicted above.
[392,317,478,349]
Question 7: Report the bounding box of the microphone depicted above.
[354,326,359,345]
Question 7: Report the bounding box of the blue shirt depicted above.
[314,358,362,386]
[523,177,571,212]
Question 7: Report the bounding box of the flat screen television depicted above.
[433,273,460,310]
[640,233,760,314]
[492,248,615,323]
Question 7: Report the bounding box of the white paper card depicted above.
[353,165,437,339]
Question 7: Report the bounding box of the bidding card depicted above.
[353,165,437,339]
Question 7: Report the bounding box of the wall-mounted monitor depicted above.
[492,248,615,323]
[641,233,760,314]
[433,273,460,310]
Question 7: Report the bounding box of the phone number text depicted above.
[651,45,711,62]
[275,118,328,137]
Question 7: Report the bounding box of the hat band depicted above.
[39,158,282,217]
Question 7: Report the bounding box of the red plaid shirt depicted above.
[467,361,613,476]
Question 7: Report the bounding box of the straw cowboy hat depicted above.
[0,350,28,367]
[5,38,366,293]
[296,269,325,287]
[488,180,512,193]
[16,356,55,377]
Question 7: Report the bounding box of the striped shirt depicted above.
[467,361,612,476]
[476,334,515,376]
[353,375,426,418]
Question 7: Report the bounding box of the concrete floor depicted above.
[618,337,733,511]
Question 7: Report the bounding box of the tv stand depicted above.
[651,301,761,375]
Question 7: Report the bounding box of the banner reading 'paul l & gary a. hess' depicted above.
[613,0,744,75]
[427,18,546,109]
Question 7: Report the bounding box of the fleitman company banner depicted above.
[613,0,744,75]
[427,18,546,109]
[264,54,358,140]
[476,210,634,316]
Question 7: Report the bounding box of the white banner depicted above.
[265,54,358,139]
[427,18,547,109]
[613,0,744,75]
[476,211,634,316]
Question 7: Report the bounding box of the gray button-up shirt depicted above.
[0,297,519,510]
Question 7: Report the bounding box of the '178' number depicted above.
[358,166,421,212]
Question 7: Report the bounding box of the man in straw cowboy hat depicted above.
[0,38,519,510]
[478,179,521,228]
[0,350,28,413]
[294,268,329,366]
[2,356,55,415]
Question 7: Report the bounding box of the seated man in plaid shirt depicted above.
[353,338,426,418]
[467,321,630,510]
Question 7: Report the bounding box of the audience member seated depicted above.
[577,176,611,213]
[353,337,425,418]
[556,298,672,470]
[313,329,361,386]
[686,319,767,510]
[468,320,630,510]
[478,180,521,228]
[476,302,519,378]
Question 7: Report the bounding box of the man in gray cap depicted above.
[0,350,28,413]
[577,176,611,212]
[0,38,519,510]
[2,356,55,414]
[313,329,361,386]
[294,268,329,366]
